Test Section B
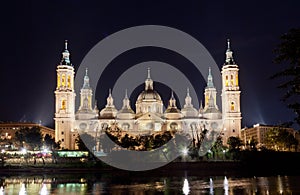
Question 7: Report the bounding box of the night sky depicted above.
[0,0,299,129]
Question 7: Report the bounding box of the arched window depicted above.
[170,122,178,130]
[235,74,239,86]
[231,101,235,111]
[225,75,229,87]
[122,123,130,130]
[205,95,209,107]
[230,75,234,86]
[61,99,66,110]
[67,75,71,88]
[101,123,108,130]
[57,75,61,88]
[62,74,66,86]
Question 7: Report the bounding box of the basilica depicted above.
[54,40,242,150]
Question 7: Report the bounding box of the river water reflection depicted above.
[0,173,299,195]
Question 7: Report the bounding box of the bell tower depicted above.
[54,40,76,150]
[221,39,242,144]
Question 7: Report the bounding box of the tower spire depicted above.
[227,39,230,51]
[207,67,214,88]
[122,89,131,109]
[61,40,71,66]
[82,68,90,89]
[184,87,192,106]
[225,39,235,65]
[168,90,176,107]
[106,88,114,106]
[65,40,68,51]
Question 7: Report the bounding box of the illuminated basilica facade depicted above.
[54,40,242,150]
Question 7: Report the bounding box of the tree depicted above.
[265,126,298,151]
[227,136,243,151]
[44,134,60,150]
[15,126,43,150]
[227,136,243,160]
[75,133,96,151]
[246,137,258,151]
[210,135,225,159]
[271,28,300,128]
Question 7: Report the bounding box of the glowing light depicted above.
[21,148,27,154]
[19,183,26,195]
[0,186,4,195]
[182,148,188,156]
[224,176,228,195]
[40,183,48,195]
[182,178,190,195]
[209,178,213,195]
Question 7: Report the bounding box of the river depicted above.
[0,172,299,194]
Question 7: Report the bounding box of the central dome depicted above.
[137,89,162,102]
[135,68,163,116]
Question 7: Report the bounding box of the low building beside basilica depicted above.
[54,40,242,150]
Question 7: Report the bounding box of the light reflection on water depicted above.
[0,174,299,194]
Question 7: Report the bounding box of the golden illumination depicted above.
[88,96,91,108]
[62,74,66,86]
[205,95,209,106]
[57,75,61,88]
[236,74,239,86]
[231,102,235,111]
[230,75,234,86]
[225,75,229,87]
[67,75,71,88]
[61,100,66,110]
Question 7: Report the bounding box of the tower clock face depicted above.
[79,123,87,130]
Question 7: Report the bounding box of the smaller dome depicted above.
[181,107,199,118]
[164,92,183,119]
[181,88,198,117]
[99,89,118,119]
[99,107,118,119]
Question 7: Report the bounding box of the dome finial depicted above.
[147,67,151,79]
[85,68,88,76]
[125,89,128,99]
[187,87,190,97]
[145,67,154,90]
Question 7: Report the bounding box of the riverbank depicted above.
[1,151,300,177]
